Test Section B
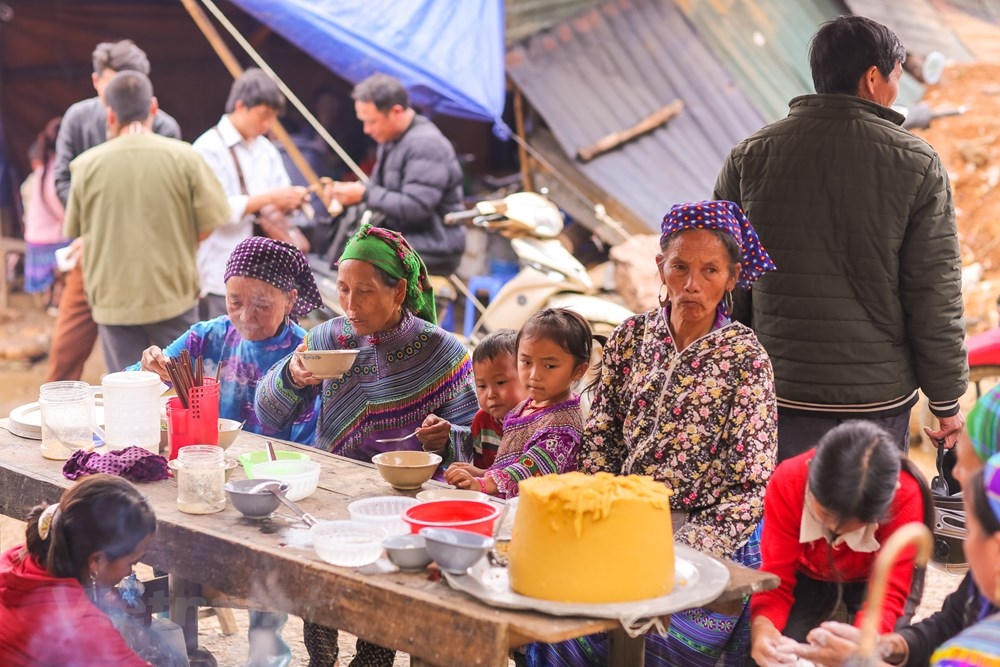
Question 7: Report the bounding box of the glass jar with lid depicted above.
[175,445,226,514]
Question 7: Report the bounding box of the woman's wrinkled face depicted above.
[962,491,1000,602]
[336,259,406,336]
[658,229,739,327]
[226,276,295,341]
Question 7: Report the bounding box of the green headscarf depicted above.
[968,384,1000,462]
[338,222,437,324]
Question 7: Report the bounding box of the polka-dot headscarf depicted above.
[660,200,776,290]
[223,237,323,319]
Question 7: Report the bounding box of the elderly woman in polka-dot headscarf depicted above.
[530,201,779,667]
[129,236,322,443]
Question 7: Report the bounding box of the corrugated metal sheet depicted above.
[506,0,767,233]
[941,0,1000,23]
[844,0,973,60]
[673,0,843,121]
[506,0,605,45]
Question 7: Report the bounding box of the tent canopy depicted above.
[229,0,505,124]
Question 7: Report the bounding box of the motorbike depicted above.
[443,191,633,344]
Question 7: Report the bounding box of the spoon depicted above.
[488,502,512,567]
[375,430,419,444]
[266,440,278,462]
[253,481,318,527]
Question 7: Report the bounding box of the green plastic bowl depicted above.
[238,450,312,478]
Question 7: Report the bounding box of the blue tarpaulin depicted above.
[228,0,506,124]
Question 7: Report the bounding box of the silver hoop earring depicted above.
[723,290,734,315]
[89,570,98,601]
[657,284,668,308]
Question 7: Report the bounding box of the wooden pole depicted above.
[179,0,320,185]
[512,83,533,192]
[576,99,684,163]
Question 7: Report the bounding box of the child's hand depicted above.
[417,414,450,453]
[445,463,477,489]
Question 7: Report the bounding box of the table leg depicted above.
[169,574,217,667]
[608,626,645,667]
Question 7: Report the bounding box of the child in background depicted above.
[446,308,593,499]
[469,329,525,469]
[21,117,69,311]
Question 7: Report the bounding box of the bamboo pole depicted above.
[512,83,533,192]
[576,100,684,163]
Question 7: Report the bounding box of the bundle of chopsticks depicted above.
[165,350,205,409]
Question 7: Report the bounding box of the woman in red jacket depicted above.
[751,420,933,666]
[0,474,160,667]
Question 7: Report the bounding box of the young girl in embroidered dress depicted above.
[446,308,592,499]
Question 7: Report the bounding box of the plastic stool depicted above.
[463,275,506,339]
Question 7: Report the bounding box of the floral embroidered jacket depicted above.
[581,307,777,559]
[485,396,583,499]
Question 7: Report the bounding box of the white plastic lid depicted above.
[102,370,163,389]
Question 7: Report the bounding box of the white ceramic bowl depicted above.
[216,418,244,450]
[419,527,494,574]
[348,496,420,537]
[382,534,432,572]
[294,349,360,379]
[416,488,490,503]
[251,460,321,501]
[311,520,385,567]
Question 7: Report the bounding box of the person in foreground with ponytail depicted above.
[751,421,934,666]
[0,474,186,666]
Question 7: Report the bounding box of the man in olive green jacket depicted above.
[714,16,967,462]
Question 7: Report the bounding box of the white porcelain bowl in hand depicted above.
[251,460,321,501]
[419,527,494,574]
[371,450,442,490]
[348,496,420,537]
[294,349,360,379]
[311,520,385,567]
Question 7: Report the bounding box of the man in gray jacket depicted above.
[324,73,465,275]
[48,39,181,380]
[714,16,967,461]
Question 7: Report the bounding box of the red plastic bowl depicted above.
[403,499,501,537]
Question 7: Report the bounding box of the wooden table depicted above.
[0,428,778,667]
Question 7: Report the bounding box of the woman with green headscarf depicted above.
[256,222,477,462]
[255,223,478,667]
[788,386,1000,667]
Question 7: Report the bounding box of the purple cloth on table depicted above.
[62,446,170,482]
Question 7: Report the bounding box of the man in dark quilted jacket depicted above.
[714,15,967,461]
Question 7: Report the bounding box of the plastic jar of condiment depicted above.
[175,445,226,514]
